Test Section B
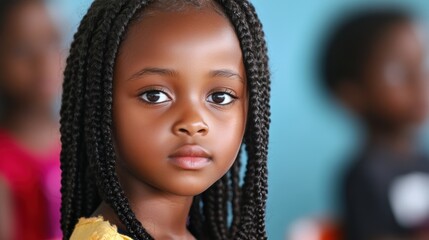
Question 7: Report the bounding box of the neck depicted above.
[95,169,194,239]
[367,124,417,155]
[1,102,57,131]
[127,183,193,238]
[0,103,59,154]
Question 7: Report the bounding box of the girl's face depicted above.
[0,1,63,107]
[112,7,247,196]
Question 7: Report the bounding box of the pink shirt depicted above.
[0,129,61,240]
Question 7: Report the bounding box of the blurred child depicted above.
[0,0,63,239]
[320,8,429,240]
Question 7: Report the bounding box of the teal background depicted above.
[61,1,429,239]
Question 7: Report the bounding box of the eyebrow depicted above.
[127,67,176,81]
[127,67,244,83]
[210,69,244,83]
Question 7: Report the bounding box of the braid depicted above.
[229,150,242,237]
[60,0,270,239]
[188,195,205,238]
[60,0,100,236]
[236,2,270,238]
[217,0,270,239]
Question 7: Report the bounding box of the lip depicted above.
[168,145,212,170]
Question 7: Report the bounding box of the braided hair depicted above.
[60,0,270,239]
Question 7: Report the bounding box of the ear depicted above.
[334,81,367,115]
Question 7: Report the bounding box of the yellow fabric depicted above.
[70,217,133,240]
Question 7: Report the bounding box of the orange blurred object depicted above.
[288,217,342,240]
[320,220,342,240]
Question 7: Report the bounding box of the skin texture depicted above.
[94,6,247,240]
[0,2,62,239]
[337,22,429,151]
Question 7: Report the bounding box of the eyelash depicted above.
[137,88,238,105]
[138,87,171,105]
[213,88,237,97]
[207,88,238,105]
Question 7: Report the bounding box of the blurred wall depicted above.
[59,0,429,239]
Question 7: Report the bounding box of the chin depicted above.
[164,178,216,197]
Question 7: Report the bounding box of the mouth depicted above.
[168,145,212,170]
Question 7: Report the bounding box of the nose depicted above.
[172,107,209,137]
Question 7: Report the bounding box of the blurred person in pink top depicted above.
[0,0,64,239]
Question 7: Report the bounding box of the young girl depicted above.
[0,0,63,239]
[60,0,270,239]
[320,8,429,240]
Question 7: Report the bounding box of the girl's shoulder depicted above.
[70,217,133,240]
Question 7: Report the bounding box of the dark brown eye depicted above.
[140,90,170,104]
[207,92,236,105]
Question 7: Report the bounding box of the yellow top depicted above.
[70,217,133,240]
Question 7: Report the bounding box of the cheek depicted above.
[367,82,421,122]
[112,104,175,189]
[113,102,171,164]
[377,87,411,107]
[0,59,59,103]
[1,61,30,90]
[208,105,247,175]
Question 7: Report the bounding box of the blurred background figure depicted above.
[0,0,65,239]
[3,0,429,239]
[246,0,429,238]
[319,7,429,240]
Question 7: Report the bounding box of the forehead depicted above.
[1,2,54,35]
[117,7,240,58]
[114,7,244,80]
[372,22,424,58]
